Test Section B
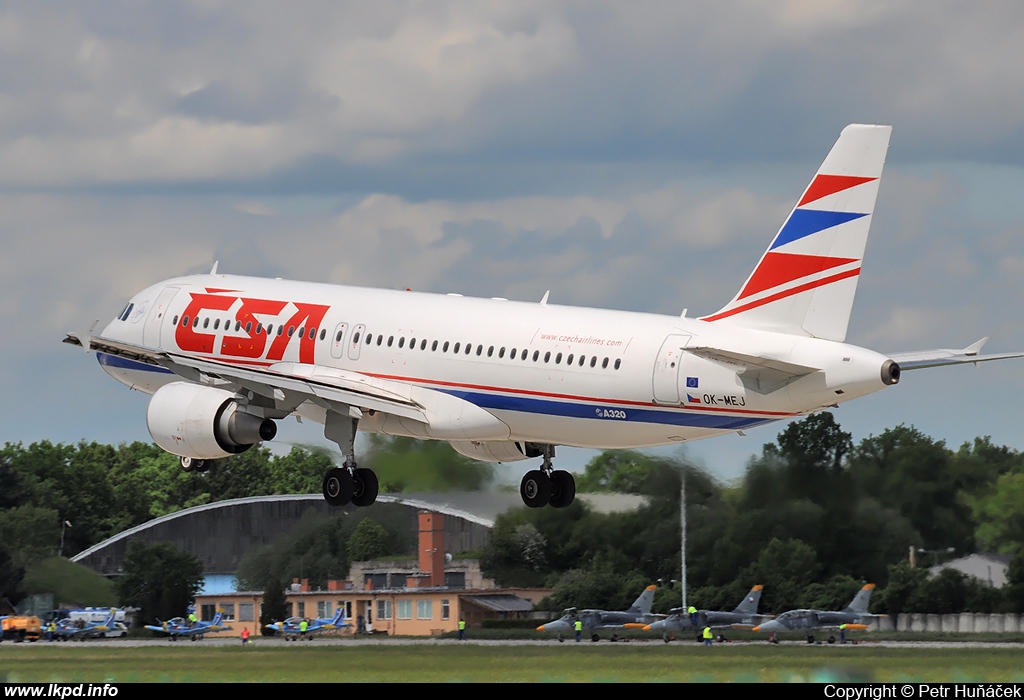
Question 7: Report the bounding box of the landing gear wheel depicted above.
[180,456,205,473]
[351,468,379,507]
[591,633,600,643]
[827,635,835,644]
[548,470,576,508]
[806,634,815,644]
[322,467,353,506]
[520,470,551,508]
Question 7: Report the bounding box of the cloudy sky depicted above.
[4,1,1024,482]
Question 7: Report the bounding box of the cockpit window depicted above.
[117,303,134,322]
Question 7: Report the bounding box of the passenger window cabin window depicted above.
[213,319,220,330]
[521,349,528,361]
[533,351,539,361]
[544,352,550,363]
[172,315,179,326]
[193,317,200,328]
[320,329,327,341]
[388,336,394,347]
[398,337,405,348]
[555,353,562,364]
[182,316,189,327]
[566,354,573,365]
[288,326,295,337]
[256,323,263,334]
[602,357,609,368]
[298,326,305,337]
[277,325,284,336]
[420,339,427,350]
[443,341,449,352]
[377,335,383,346]
[309,328,316,340]
[579,355,585,367]
[453,342,460,353]
[352,332,360,344]
[245,322,252,333]
[466,343,472,355]
[589,356,596,368]
[615,359,621,370]
[203,318,209,329]
[411,337,417,348]
[336,331,344,342]
[498,347,504,358]
[476,345,483,356]
[432,340,438,351]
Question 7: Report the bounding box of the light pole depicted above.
[680,468,687,611]
[59,519,72,557]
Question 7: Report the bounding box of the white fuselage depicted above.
[99,273,894,451]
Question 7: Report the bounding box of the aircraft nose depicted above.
[753,620,779,633]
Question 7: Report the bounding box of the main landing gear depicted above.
[179,456,209,473]
[520,446,575,508]
[321,410,379,507]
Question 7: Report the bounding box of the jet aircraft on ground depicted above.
[752,583,875,643]
[144,611,233,641]
[537,584,660,642]
[644,585,766,641]
[265,609,351,640]
[65,125,1024,508]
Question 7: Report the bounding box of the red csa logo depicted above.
[175,291,329,364]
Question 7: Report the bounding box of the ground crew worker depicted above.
[299,618,309,640]
[702,626,713,646]
[188,611,197,628]
[839,623,846,644]
[458,618,466,640]
[241,627,250,645]
[574,619,582,643]
[688,605,698,627]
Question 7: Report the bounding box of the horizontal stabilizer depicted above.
[889,338,1024,370]
[688,347,817,394]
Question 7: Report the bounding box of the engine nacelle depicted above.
[449,440,531,463]
[147,382,277,460]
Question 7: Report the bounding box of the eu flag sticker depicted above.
[686,377,699,388]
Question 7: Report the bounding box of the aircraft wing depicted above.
[687,347,818,394]
[65,333,428,424]
[888,337,1024,370]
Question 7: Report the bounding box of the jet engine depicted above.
[147,382,277,459]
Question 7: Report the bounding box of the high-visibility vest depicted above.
[574,620,582,631]
[703,627,712,639]
[459,620,466,630]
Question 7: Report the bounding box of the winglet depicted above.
[540,290,550,305]
[210,260,220,275]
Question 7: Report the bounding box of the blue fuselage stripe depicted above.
[97,353,174,374]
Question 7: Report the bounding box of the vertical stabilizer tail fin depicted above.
[844,583,876,614]
[733,585,764,615]
[627,584,658,614]
[701,124,892,342]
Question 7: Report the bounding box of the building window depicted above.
[397,600,412,620]
[239,603,254,622]
[220,603,235,621]
[297,602,305,618]
[377,600,393,620]
[317,601,332,619]
[417,600,433,620]
[442,599,450,620]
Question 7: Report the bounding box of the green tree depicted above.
[0,544,26,606]
[0,505,61,563]
[365,436,494,492]
[877,561,929,616]
[348,518,393,562]
[116,541,203,625]
[969,471,1024,556]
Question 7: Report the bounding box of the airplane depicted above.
[53,609,121,641]
[643,584,766,642]
[63,124,1024,510]
[536,584,660,642]
[144,610,233,641]
[752,583,875,644]
[265,608,352,640]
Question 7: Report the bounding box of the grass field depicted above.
[3,643,1024,683]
